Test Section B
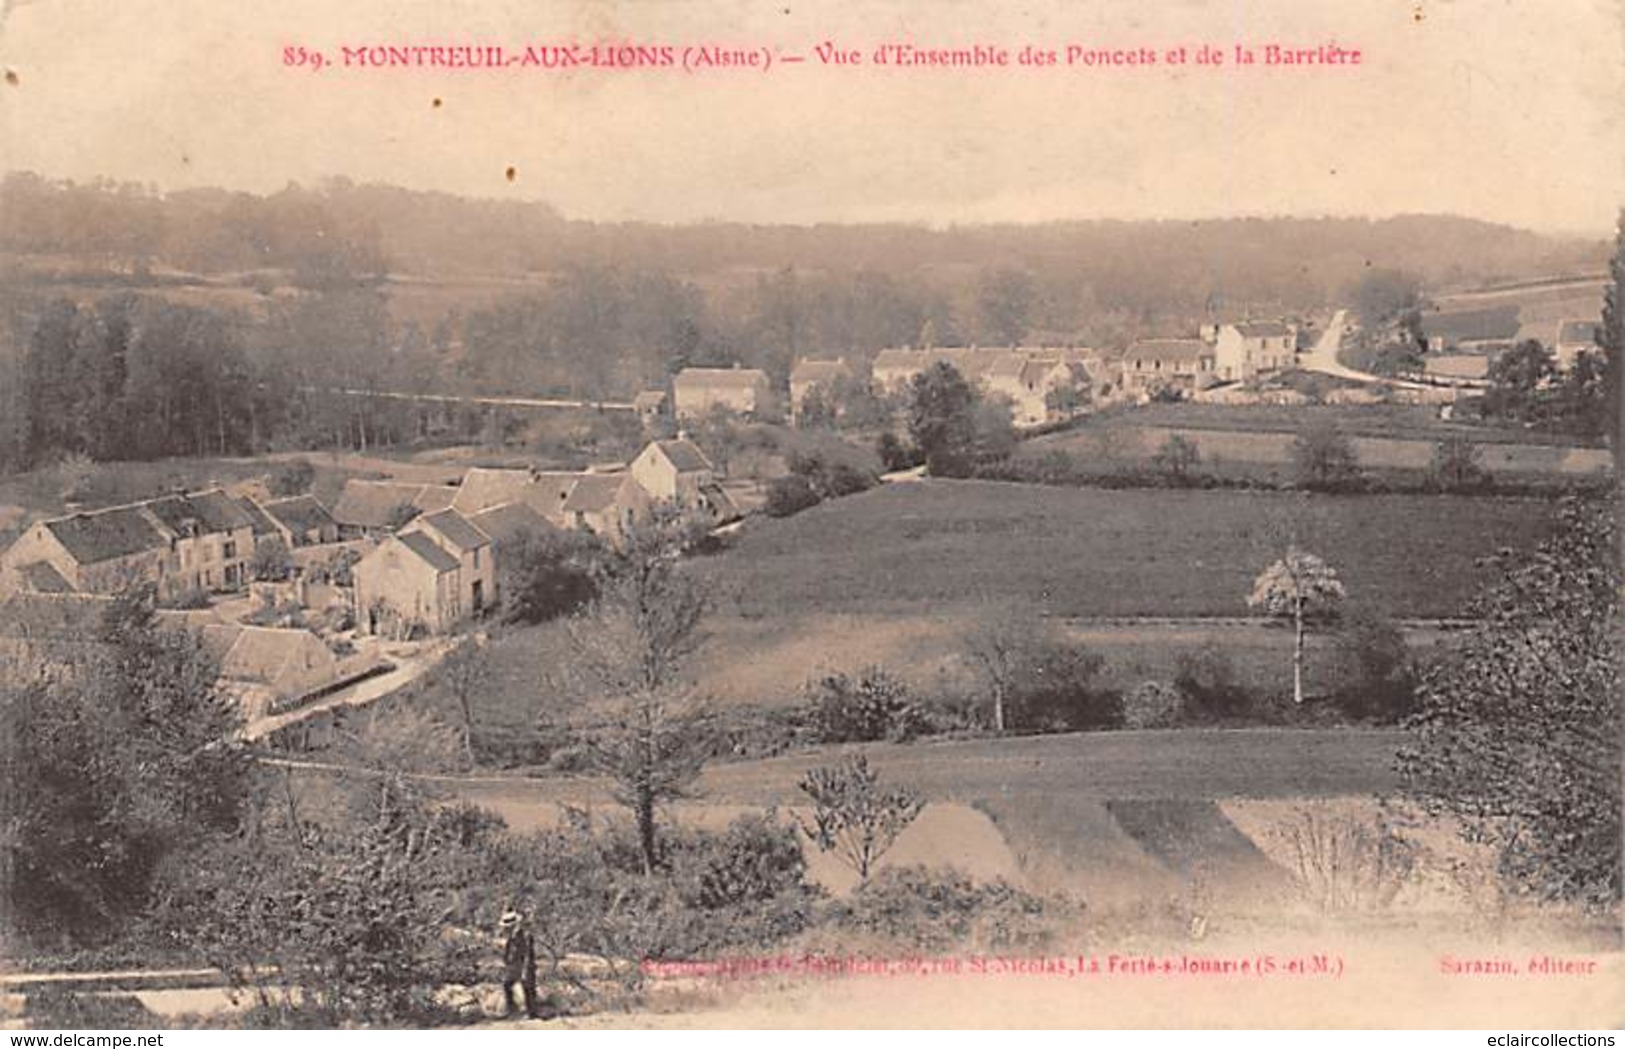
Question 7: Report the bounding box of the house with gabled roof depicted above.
[451,467,582,528]
[562,471,651,543]
[1554,319,1601,371]
[331,480,459,537]
[1212,321,1297,382]
[262,496,342,548]
[870,346,1095,423]
[353,529,464,637]
[403,508,497,618]
[468,502,557,552]
[1122,338,1217,396]
[0,489,255,600]
[672,366,774,420]
[628,439,740,524]
[200,623,340,720]
[788,358,854,420]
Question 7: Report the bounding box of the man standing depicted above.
[498,910,539,1019]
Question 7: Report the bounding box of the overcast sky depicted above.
[1,0,1621,234]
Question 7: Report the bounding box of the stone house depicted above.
[403,509,498,619]
[353,531,465,637]
[671,366,774,419]
[1212,322,1297,382]
[788,358,853,420]
[0,489,254,600]
[1121,339,1216,396]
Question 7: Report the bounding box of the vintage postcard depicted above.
[0,0,1620,1032]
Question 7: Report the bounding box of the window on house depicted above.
[473,547,480,570]
[223,541,236,560]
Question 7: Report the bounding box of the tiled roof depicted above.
[1231,321,1293,339]
[332,481,458,530]
[790,359,851,384]
[1127,338,1209,363]
[1556,320,1600,347]
[416,509,491,552]
[451,467,582,519]
[562,473,629,513]
[16,561,74,594]
[1419,306,1521,343]
[233,496,280,537]
[185,490,256,532]
[469,502,556,547]
[395,531,461,573]
[673,367,769,389]
[264,495,339,537]
[43,506,169,565]
[211,625,331,686]
[653,439,712,474]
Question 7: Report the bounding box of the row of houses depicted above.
[654,324,1298,428]
[0,438,735,642]
[1119,321,1298,397]
[0,488,328,603]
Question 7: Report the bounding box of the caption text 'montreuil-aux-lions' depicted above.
[281,40,1362,74]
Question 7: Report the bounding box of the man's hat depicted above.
[499,910,523,928]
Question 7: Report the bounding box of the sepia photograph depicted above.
[0,0,1620,1032]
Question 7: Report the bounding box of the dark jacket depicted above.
[503,927,536,982]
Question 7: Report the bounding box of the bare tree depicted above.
[433,635,491,765]
[797,754,924,883]
[964,605,1047,733]
[1248,547,1345,704]
[563,512,714,875]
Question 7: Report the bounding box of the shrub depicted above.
[1005,646,1121,732]
[1174,644,1253,720]
[1291,421,1361,491]
[1122,681,1183,729]
[1329,611,1418,723]
[267,459,316,498]
[764,474,823,518]
[1428,437,1491,493]
[833,866,1064,952]
[875,432,921,473]
[161,585,212,610]
[1273,807,1416,913]
[801,667,925,743]
[250,536,294,582]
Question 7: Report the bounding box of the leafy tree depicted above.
[1483,340,1556,423]
[1291,421,1360,490]
[250,536,295,582]
[976,267,1035,345]
[1398,497,1619,907]
[1248,547,1346,704]
[1428,436,1490,492]
[875,431,920,473]
[1329,609,1417,723]
[764,474,822,518]
[1600,210,1624,444]
[499,527,600,625]
[797,755,924,884]
[1351,269,1423,332]
[801,667,922,743]
[1152,434,1202,484]
[906,362,979,478]
[964,610,1114,733]
[1,587,250,943]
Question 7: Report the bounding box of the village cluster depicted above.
[0,306,1599,742]
[0,435,732,735]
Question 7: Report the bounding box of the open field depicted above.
[1063,402,1600,446]
[701,479,1556,621]
[1431,276,1607,345]
[1029,423,1611,483]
